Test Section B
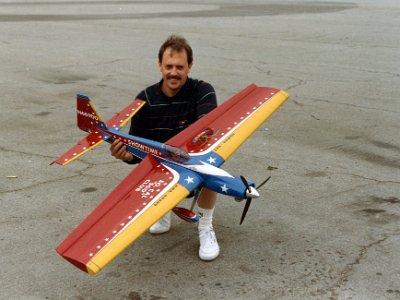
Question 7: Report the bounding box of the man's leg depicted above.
[149,211,171,234]
[148,188,210,234]
[197,188,220,261]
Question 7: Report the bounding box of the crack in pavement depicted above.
[299,96,400,114]
[328,237,388,299]
[285,79,307,91]
[337,172,400,185]
[0,145,119,193]
[1,168,90,194]
[0,145,56,162]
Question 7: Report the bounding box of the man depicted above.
[110,35,220,261]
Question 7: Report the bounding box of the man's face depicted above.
[159,47,192,96]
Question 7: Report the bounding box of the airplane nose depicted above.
[246,186,259,198]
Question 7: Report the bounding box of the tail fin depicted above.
[77,94,103,133]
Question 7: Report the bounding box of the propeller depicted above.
[239,176,252,225]
[239,176,271,225]
[256,176,271,190]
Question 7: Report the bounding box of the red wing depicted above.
[167,84,288,160]
[56,155,190,274]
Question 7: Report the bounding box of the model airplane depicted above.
[53,84,288,275]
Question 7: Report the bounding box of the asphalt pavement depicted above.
[1,1,399,299]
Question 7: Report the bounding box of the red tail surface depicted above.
[77,94,103,133]
[51,95,146,166]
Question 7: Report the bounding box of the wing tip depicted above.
[56,247,101,275]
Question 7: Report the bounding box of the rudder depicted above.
[77,94,103,133]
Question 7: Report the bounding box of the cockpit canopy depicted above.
[163,144,191,163]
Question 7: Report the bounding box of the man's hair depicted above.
[158,35,193,65]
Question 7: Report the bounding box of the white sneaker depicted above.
[198,226,220,261]
[149,212,171,234]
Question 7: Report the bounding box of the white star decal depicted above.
[221,184,229,193]
[185,176,195,184]
[207,156,216,164]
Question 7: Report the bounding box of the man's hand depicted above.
[110,140,133,162]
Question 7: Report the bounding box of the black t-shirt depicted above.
[126,77,217,163]
[129,77,217,143]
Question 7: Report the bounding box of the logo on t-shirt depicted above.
[178,120,188,126]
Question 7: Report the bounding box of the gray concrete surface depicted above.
[1,1,399,299]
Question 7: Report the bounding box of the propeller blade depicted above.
[240,175,251,193]
[239,175,270,224]
[240,197,252,225]
[256,176,271,189]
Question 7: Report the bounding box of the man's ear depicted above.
[188,63,193,73]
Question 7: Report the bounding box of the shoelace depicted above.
[199,228,217,245]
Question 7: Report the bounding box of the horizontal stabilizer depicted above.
[51,131,104,166]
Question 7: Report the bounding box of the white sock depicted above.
[198,207,214,229]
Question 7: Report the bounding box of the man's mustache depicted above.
[167,75,181,80]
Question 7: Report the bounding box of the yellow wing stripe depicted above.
[214,90,288,160]
[86,183,190,275]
